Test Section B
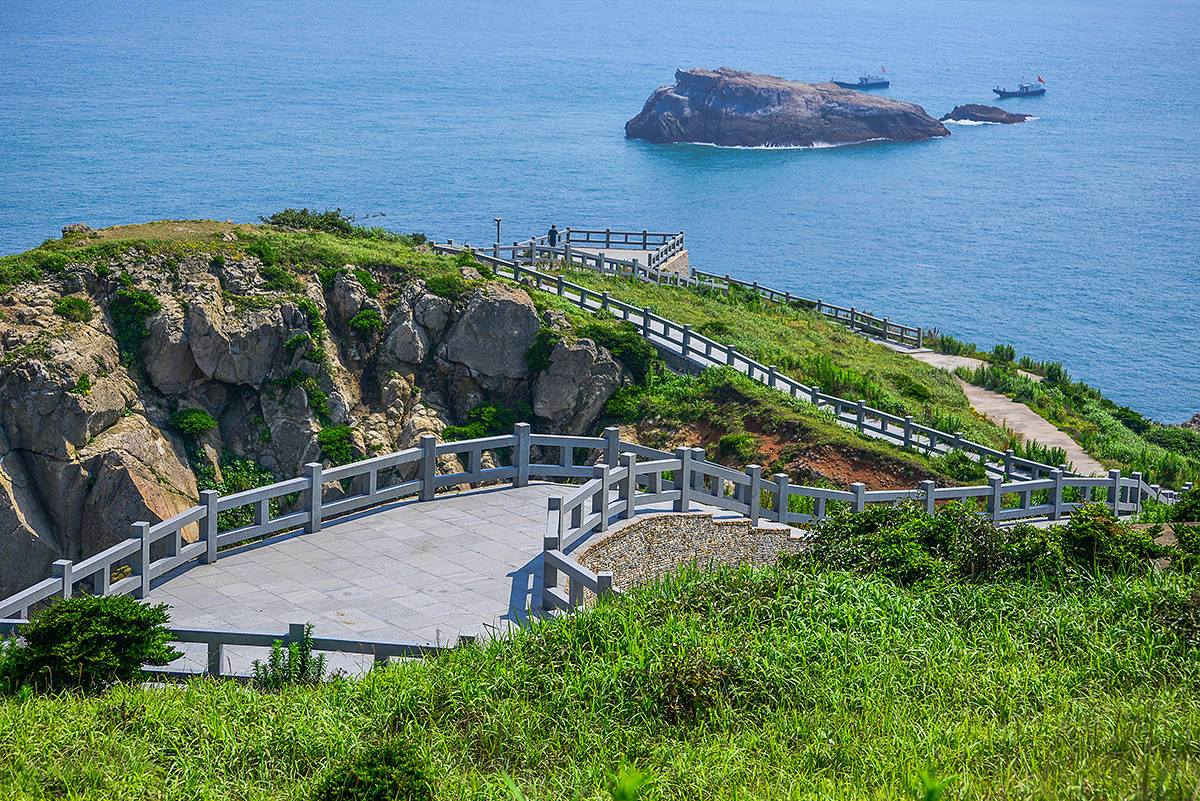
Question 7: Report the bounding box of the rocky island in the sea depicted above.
[625,67,950,148]
[941,104,1032,124]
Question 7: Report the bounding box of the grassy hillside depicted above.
[2,557,1198,799]
[548,268,1016,451]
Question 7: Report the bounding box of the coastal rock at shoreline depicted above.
[1183,413,1200,433]
[625,68,949,148]
[941,104,1032,124]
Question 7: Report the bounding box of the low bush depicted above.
[0,595,179,694]
[424,273,473,301]
[524,327,561,374]
[311,741,432,801]
[578,321,657,383]
[991,343,1016,363]
[108,287,162,357]
[1173,486,1200,523]
[259,264,302,292]
[53,296,93,322]
[801,500,1179,585]
[443,402,534,442]
[169,407,218,437]
[348,308,383,335]
[71,373,92,395]
[936,449,988,483]
[317,426,357,466]
[251,623,326,691]
[716,431,760,463]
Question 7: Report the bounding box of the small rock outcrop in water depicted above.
[940,104,1032,124]
[625,68,950,148]
[1182,413,1200,433]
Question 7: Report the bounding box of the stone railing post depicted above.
[773,472,790,524]
[619,453,637,519]
[987,476,1004,522]
[592,464,610,532]
[134,521,151,598]
[642,307,652,338]
[1107,469,1122,515]
[767,366,778,389]
[601,291,610,311]
[542,499,561,612]
[556,274,564,296]
[674,447,691,512]
[1003,450,1014,481]
[746,465,762,526]
[1050,469,1064,520]
[726,345,737,368]
[682,324,692,355]
[952,432,964,453]
[917,327,924,348]
[201,489,219,563]
[52,559,73,600]
[811,384,820,406]
[597,572,614,598]
[207,641,223,677]
[564,242,573,265]
[903,416,914,449]
[419,435,437,501]
[603,426,620,469]
[598,252,606,273]
[513,422,531,487]
[305,462,323,533]
[921,480,936,516]
[1131,471,1143,514]
[856,400,866,431]
[852,482,866,513]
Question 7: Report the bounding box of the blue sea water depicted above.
[1,0,1197,421]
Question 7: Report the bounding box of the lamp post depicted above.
[493,217,502,243]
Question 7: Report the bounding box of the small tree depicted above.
[252,623,326,690]
[0,595,179,694]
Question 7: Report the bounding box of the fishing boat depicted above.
[993,77,1046,98]
[832,73,889,90]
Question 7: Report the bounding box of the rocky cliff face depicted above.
[625,68,949,147]
[0,235,626,597]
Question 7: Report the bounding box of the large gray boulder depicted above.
[439,285,541,393]
[533,338,624,434]
[626,68,949,147]
[188,297,300,386]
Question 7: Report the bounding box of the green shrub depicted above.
[932,333,976,356]
[53,296,93,322]
[108,288,161,357]
[937,449,988,483]
[169,408,218,437]
[578,321,657,383]
[311,741,433,801]
[260,208,357,237]
[717,431,760,463]
[1061,503,1169,573]
[0,595,179,694]
[443,402,533,442]
[259,264,302,292]
[1173,487,1200,523]
[991,343,1016,364]
[243,238,281,267]
[285,333,313,355]
[353,268,380,297]
[71,373,92,396]
[524,327,561,374]
[317,425,357,466]
[251,623,326,690]
[295,297,327,337]
[424,273,472,301]
[348,308,383,335]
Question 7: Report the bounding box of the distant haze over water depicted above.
[1,0,1197,421]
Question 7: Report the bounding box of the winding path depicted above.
[905,351,1106,476]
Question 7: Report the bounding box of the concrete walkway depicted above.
[149,483,563,674]
[906,351,1106,476]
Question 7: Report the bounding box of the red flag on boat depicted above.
[1037,75,1045,83]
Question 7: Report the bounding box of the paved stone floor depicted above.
[149,483,565,675]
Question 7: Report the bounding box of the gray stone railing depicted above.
[431,241,1191,494]
[0,424,1185,671]
[539,442,1189,613]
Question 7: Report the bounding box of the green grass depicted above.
[550,269,1011,450]
[2,563,1198,800]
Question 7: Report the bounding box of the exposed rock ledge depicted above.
[625,67,949,148]
[941,104,1032,124]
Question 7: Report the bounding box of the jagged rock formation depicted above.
[0,236,629,597]
[1183,414,1200,433]
[941,104,1032,124]
[625,68,949,147]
